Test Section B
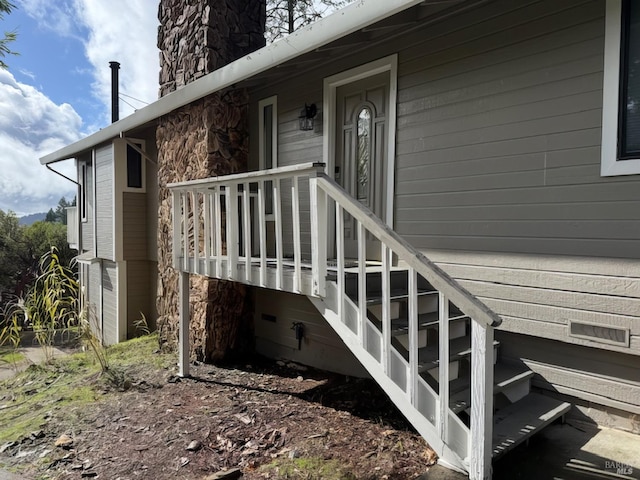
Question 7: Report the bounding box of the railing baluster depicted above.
[273,178,283,290]
[257,179,267,287]
[171,191,180,269]
[470,319,494,480]
[226,183,239,279]
[438,292,450,440]
[203,192,211,276]
[178,270,190,378]
[336,203,345,323]
[214,187,222,278]
[291,176,302,293]
[193,191,200,275]
[242,182,252,284]
[183,192,190,272]
[357,221,366,348]
[309,171,327,297]
[408,267,419,405]
[381,243,391,374]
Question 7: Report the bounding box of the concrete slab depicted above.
[418,421,640,479]
[493,421,640,479]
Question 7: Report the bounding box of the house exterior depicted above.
[42,0,640,478]
[64,135,159,344]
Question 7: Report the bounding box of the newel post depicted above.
[178,270,190,377]
[309,163,327,297]
[470,319,494,480]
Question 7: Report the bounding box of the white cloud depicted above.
[18,0,158,123]
[18,0,85,40]
[5,1,158,215]
[74,0,159,123]
[0,70,79,216]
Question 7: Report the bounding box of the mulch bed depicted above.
[1,357,438,479]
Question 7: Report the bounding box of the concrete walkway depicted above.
[0,344,69,382]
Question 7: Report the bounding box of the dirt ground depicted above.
[1,356,438,479]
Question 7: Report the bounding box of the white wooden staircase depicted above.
[168,163,571,479]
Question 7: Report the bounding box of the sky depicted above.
[0,0,159,216]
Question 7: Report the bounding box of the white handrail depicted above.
[168,162,321,190]
[314,172,501,329]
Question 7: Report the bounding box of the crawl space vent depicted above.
[568,320,629,347]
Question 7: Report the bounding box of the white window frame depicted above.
[258,96,278,171]
[80,160,88,222]
[258,96,278,219]
[601,0,640,176]
[123,139,147,193]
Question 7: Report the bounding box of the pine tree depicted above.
[266,0,351,43]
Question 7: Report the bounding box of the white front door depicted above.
[335,71,390,260]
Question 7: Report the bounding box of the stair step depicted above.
[492,392,571,460]
[364,288,436,306]
[448,364,534,414]
[390,312,469,336]
[417,335,499,374]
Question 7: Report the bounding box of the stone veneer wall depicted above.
[158,0,265,97]
[156,0,265,360]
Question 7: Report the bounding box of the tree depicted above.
[0,209,22,298]
[0,210,74,311]
[266,0,351,42]
[45,209,57,223]
[45,197,73,224]
[0,0,17,69]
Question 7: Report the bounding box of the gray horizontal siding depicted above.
[254,288,368,377]
[126,260,151,338]
[428,249,640,358]
[498,332,640,415]
[122,192,148,260]
[102,261,118,346]
[394,0,640,259]
[88,261,101,340]
[95,144,114,260]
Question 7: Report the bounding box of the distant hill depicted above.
[19,212,47,226]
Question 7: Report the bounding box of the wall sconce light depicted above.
[299,103,317,131]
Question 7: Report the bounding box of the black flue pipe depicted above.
[109,61,120,123]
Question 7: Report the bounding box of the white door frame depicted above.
[323,54,398,229]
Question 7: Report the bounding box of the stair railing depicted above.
[310,169,501,480]
[168,162,322,293]
[169,162,501,479]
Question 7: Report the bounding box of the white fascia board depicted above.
[40,0,423,165]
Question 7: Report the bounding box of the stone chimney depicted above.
[157,0,265,97]
[156,0,265,361]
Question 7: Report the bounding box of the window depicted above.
[80,161,88,222]
[127,143,143,188]
[601,0,640,175]
[619,1,640,158]
[259,96,277,216]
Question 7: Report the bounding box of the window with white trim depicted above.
[80,161,88,222]
[602,0,640,175]
[259,96,277,216]
[126,143,143,189]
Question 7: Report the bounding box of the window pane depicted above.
[357,107,371,201]
[127,144,143,188]
[621,0,640,157]
[81,164,87,220]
